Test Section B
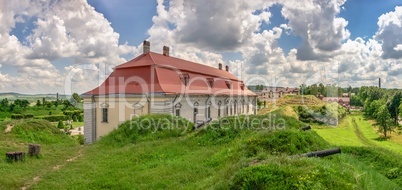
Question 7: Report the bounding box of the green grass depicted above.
[313,116,366,147]
[352,115,402,155]
[2,113,402,189]
[314,114,402,155]
[25,114,402,189]
[0,119,80,189]
[50,121,84,129]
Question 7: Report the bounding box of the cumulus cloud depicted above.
[281,0,350,60]
[3,0,402,93]
[0,0,134,93]
[376,6,402,59]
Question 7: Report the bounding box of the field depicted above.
[314,114,402,155]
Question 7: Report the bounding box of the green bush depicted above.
[24,113,34,119]
[57,120,65,129]
[72,115,78,122]
[39,115,66,122]
[196,114,304,145]
[78,114,83,122]
[386,168,400,179]
[11,114,23,120]
[63,110,83,119]
[9,119,76,144]
[73,134,85,145]
[11,114,35,119]
[242,129,329,156]
[99,114,193,147]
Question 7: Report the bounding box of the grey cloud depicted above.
[175,0,256,51]
[282,0,348,61]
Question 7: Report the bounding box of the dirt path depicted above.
[4,125,14,133]
[351,118,376,147]
[20,148,84,190]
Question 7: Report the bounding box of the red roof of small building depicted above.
[84,52,256,96]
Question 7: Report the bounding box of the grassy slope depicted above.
[30,114,401,189]
[1,111,402,189]
[0,120,80,189]
[314,114,402,155]
[314,116,366,147]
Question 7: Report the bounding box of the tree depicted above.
[387,91,402,125]
[350,96,363,107]
[57,120,65,129]
[72,93,81,103]
[36,100,42,107]
[376,105,393,137]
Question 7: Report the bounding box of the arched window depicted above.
[101,102,109,123]
[207,101,212,118]
[193,102,199,123]
[133,102,144,117]
[175,103,182,116]
[218,100,222,118]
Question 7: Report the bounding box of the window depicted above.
[102,108,108,123]
[193,102,199,123]
[240,83,245,90]
[218,101,222,118]
[234,101,237,115]
[175,103,182,116]
[101,103,109,123]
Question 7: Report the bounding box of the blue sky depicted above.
[1,0,402,94]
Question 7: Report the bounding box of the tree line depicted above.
[299,83,360,97]
[357,86,402,137]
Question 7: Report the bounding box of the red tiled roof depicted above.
[84,52,255,96]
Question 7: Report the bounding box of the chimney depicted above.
[218,63,222,70]
[163,46,169,56]
[379,78,381,88]
[225,65,229,72]
[143,40,150,54]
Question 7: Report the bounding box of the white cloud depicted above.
[0,0,135,94]
[376,6,402,59]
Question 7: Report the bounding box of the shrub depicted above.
[195,114,304,145]
[63,110,83,119]
[78,114,83,122]
[24,113,34,119]
[386,168,400,179]
[40,115,66,122]
[73,134,85,145]
[242,129,329,156]
[11,114,24,120]
[72,115,78,122]
[99,114,193,147]
[10,119,76,144]
[57,120,65,129]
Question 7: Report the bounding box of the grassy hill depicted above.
[0,119,80,189]
[259,95,324,115]
[1,111,402,189]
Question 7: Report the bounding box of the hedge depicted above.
[63,110,83,118]
[11,114,34,120]
[34,115,66,122]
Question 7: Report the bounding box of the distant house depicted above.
[321,97,350,107]
[257,87,300,102]
[341,93,355,97]
[82,41,257,144]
